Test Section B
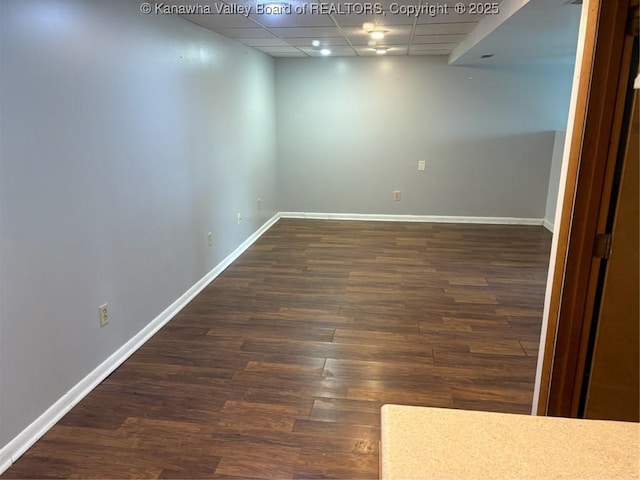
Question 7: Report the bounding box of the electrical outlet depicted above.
[98,304,109,327]
[418,161,426,171]
[207,232,214,247]
[393,191,401,201]
[257,198,262,210]
[237,212,242,224]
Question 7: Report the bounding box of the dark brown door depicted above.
[583,88,639,421]
[538,0,639,418]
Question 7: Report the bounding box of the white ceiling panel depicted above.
[237,37,292,47]
[300,46,357,56]
[217,27,278,39]
[386,46,409,55]
[341,24,413,37]
[415,12,483,24]
[178,1,580,60]
[182,13,258,29]
[285,37,351,47]
[269,26,342,38]
[250,12,335,28]
[348,35,411,46]
[354,45,409,56]
[256,46,306,54]
[329,13,414,27]
[263,51,308,57]
[376,0,441,9]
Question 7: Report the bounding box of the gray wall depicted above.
[0,0,276,447]
[0,0,575,454]
[275,56,574,218]
[544,131,567,230]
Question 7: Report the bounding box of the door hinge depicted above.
[593,233,612,259]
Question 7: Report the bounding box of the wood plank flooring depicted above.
[2,219,552,479]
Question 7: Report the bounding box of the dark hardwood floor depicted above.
[3,219,552,479]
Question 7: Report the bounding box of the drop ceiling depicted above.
[178,0,581,61]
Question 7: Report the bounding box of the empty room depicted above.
[1,0,638,478]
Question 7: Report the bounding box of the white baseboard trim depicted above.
[0,213,280,476]
[0,457,10,477]
[279,211,544,226]
[542,219,554,232]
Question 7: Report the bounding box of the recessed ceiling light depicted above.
[375,47,388,55]
[370,30,386,40]
[320,48,331,56]
[312,40,320,47]
[259,1,290,14]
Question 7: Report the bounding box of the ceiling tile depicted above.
[268,26,342,38]
[268,51,308,57]
[353,47,379,56]
[285,37,350,47]
[250,12,335,28]
[376,0,429,9]
[255,46,306,54]
[387,47,409,55]
[330,13,383,27]
[217,27,278,39]
[354,45,408,56]
[299,46,357,56]
[380,13,422,25]
[176,1,579,59]
[354,35,411,46]
[331,12,415,27]
[342,24,413,37]
[237,37,293,47]
[182,13,258,29]
[376,0,481,21]
[416,11,483,25]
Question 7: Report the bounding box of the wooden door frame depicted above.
[534,0,636,417]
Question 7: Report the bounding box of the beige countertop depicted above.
[380,405,639,480]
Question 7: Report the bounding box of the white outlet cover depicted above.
[99,304,108,327]
[418,161,426,171]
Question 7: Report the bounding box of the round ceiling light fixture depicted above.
[362,22,387,40]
